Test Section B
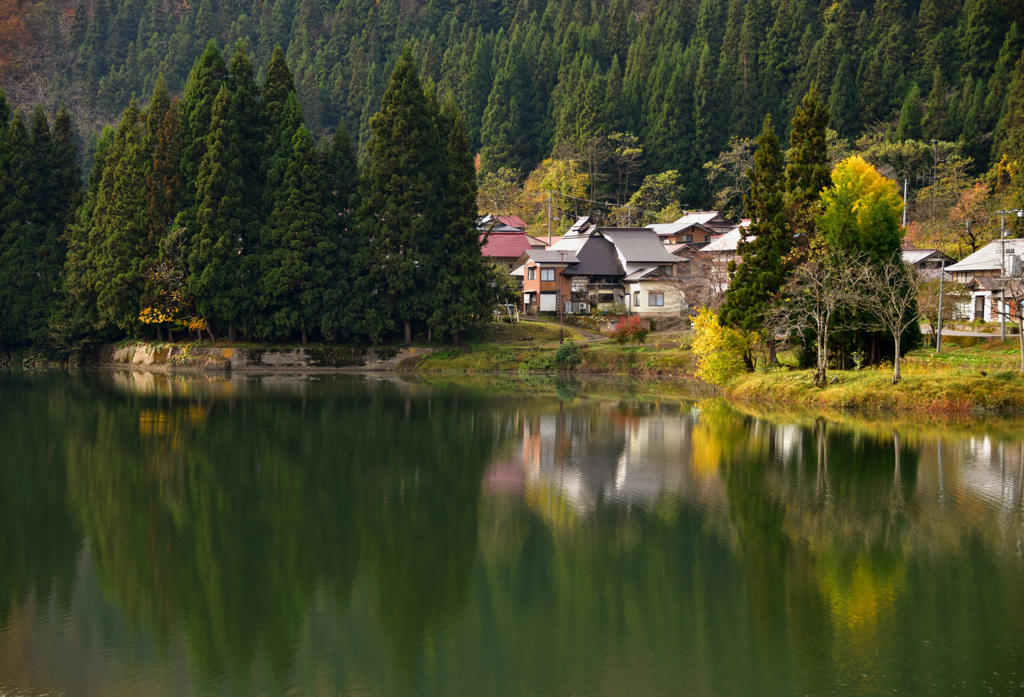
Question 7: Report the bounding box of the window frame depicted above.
[648,292,664,307]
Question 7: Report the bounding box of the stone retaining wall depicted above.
[95,343,433,372]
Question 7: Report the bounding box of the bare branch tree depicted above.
[858,257,922,384]
[996,274,1024,373]
[769,251,866,387]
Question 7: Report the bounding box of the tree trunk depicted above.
[815,333,827,388]
[156,325,164,342]
[892,334,901,384]
[168,328,174,343]
[1018,319,1024,373]
[404,319,412,345]
[302,327,307,346]
[228,321,235,344]
[768,337,778,366]
[205,321,215,343]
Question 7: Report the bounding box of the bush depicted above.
[690,307,751,386]
[554,340,582,370]
[609,316,649,344]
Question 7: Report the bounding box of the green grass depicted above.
[728,363,1024,414]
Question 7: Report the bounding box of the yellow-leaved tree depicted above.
[691,307,752,386]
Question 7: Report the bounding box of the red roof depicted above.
[498,215,527,230]
[480,232,536,259]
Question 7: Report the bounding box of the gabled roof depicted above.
[549,233,623,276]
[519,249,580,264]
[600,228,680,264]
[623,267,659,281]
[478,213,527,232]
[968,276,1004,292]
[702,228,752,253]
[946,239,1024,273]
[647,211,736,237]
[480,231,536,259]
[902,248,955,266]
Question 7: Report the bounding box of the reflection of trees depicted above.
[0,374,83,624]
[56,377,494,689]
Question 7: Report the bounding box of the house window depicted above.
[540,268,555,282]
[681,235,692,242]
[648,292,664,307]
[633,291,640,306]
[527,267,536,280]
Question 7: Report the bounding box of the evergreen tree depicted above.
[720,114,790,366]
[260,125,334,343]
[428,101,491,343]
[895,83,923,140]
[90,100,153,335]
[785,84,831,246]
[188,86,250,341]
[320,121,359,341]
[179,40,228,209]
[480,42,534,173]
[354,45,447,344]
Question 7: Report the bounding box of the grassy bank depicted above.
[727,338,1024,414]
[403,320,696,376]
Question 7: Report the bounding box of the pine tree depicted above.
[895,83,922,140]
[261,125,334,343]
[320,121,359,341]
[91,100,153,335]
[428,101,491,343]
[179,40,228,209]
[480,42,534,173]
[188,86,250,341]
[720,114,790,365]
[355,45,447,344]
[785,84,831,246]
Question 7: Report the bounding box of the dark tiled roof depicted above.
[600,228,680,263]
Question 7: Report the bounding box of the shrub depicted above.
[554,340,582,370]
[609,315,649,344]
[691,307,750,386]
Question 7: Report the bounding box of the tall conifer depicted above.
[720,114,789,365]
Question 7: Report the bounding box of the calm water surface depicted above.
[1,370,1023,697]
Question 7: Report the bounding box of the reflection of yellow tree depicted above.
[690,399,745,479]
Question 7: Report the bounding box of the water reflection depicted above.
[0,372,1023,696]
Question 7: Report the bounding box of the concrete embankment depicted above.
[95,343,434,372]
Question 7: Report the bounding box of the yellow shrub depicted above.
[691,307,749,386]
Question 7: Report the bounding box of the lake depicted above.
[1,370,1022,697]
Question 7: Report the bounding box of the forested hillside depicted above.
[3,0,1024,203]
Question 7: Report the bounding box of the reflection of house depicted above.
[945,238,1024,320]
[515,224,681,315]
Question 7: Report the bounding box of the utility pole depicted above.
[1001,210,1008,342]
[547,191,552,246]
[557,249,567,343]
[902,178,908,228]
[937,259,945,353]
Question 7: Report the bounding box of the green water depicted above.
[1,371,1022,697]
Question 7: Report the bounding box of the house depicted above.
[600,228,684,315]
[647,211,737,246]
[945,238,1024,321]
[902,243,955,279]
[514,226,682,316]
[700,222,754,286]
[481,231,548,272]
[478,214,528,232]
[517,248,579,314]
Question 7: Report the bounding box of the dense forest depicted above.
[3,0,1024,199]
[0,42,493,350]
